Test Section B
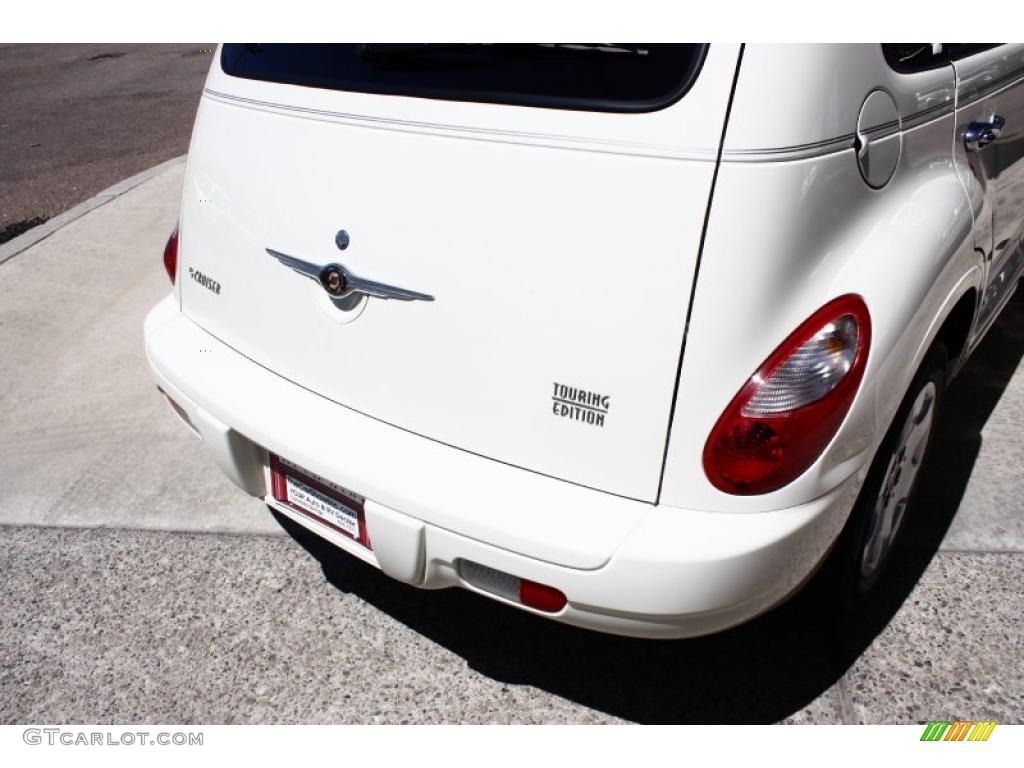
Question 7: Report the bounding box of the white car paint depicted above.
[178,45,739,504]
[146,43,1024,637]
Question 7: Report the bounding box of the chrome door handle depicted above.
[965,115,1006,151]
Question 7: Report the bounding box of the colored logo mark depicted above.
[920,720,997,741]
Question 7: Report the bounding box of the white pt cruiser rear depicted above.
[145,44,1024,637]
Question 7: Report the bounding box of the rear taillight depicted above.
[163,224,179,284]
[703,294,871,495]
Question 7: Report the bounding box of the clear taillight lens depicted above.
[703,295,871,495]
[163,224,179,284]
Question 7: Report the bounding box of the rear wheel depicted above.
[824,342,947,609]
[858,380,938,587]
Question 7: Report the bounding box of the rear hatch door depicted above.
[179,44,739,503]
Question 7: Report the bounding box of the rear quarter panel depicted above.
[660,44,981,513]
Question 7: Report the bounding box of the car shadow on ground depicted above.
[274,288,1024,724]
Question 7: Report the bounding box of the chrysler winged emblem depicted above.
[266,248,434,302]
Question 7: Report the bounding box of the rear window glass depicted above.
[220,43,709,113]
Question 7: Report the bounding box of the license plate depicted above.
[269,454,369,548]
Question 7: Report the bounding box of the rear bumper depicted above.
[145,296,859,638]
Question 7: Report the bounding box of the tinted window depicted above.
[220,43,708,113]
[883,43,1000,73]
[943,43,1000,60]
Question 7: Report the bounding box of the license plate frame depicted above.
[269,453,370,549]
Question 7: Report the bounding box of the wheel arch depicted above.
[936,287,978,378]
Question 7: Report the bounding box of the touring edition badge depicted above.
[552,382,610,428]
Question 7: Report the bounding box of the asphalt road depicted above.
[0,52,1022,723]
[0,44,211,242]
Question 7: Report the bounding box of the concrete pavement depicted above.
[0,161,1022,723]
[0,160,273,536]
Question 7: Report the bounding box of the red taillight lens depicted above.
[703,294,871,495]
[163,224,179,284]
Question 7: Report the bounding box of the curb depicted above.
[0,154,187,267]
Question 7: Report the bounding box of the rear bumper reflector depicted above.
[458,559,567,613]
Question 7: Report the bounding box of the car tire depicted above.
[820,340,948,614]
